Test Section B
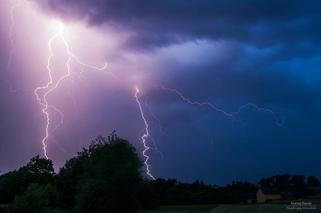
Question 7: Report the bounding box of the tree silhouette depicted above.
[307,176,321,187]
[1,134,321,212]
[9,183,58,213]
[58,134,143,212]
[0,156,54,205]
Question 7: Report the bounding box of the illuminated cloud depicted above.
[34,0,321,52]
[1,0,321,184]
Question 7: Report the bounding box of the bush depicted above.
[9,184,58,213]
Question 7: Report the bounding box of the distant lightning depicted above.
[160,85,283,127]
[6,0,284,181]
[232,103,283,127]
[34,21,107,159]
[160,85,234,118]
[134,87,156,180]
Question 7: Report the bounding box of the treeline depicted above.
[140,179,258,208]
[0,134,143,213]
[141,174,321,208]
[0,133,320,212]
[259,173,321,197]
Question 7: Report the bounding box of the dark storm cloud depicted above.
[148,47,321,124]
[2,0,321,184]
[35,0,321,50]
[144,53,321,183]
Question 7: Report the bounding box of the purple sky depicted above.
[1,0,321,184]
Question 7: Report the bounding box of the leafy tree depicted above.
[57,134,143,212]
[307,176,321,187]
[25,156,55,182]
[138,180,160,210]
[0,170,21,204]
[290,175,305,189]
[9,183,58,213]
[275,174,291,191]
[224,181,258,203]
[0,156,55,204]
[259,174,292,191]
[259,177,274,188]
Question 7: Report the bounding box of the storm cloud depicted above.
[1,0,321,184]
[34,0,321,51]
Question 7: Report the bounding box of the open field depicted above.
[141,204,321,213]
[140,204,217,213]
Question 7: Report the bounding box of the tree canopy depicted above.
[0,133,320,212]
[0,133,144,213]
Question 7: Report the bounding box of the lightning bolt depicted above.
[159,85,283,127]
[34,21,107,159]
[134,86,156,180]
[6,1,283,181]
[7,2,152,177]
[232,103,283,127]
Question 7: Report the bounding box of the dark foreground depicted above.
[142,204,321,213]
[1,134,321,212]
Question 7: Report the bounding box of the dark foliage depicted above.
[307,176,321,187]
[52,133,142,212]
[0,133,320,212]
[259,174,321,197]
[140,179,258,206]
[0,156,54,205]
[0,133,143,213]
[9,183,58,213]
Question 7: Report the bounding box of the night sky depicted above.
[1,0,321,184]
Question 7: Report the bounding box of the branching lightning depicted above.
[6,1,285,181]
[33,21,107,159]
[232,103,283,127]
[7,0,154,178]
[134,87,156,180]
[160,85,283,127]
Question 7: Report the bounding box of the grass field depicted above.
[140,204,217,213]
[141,204,321,213]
